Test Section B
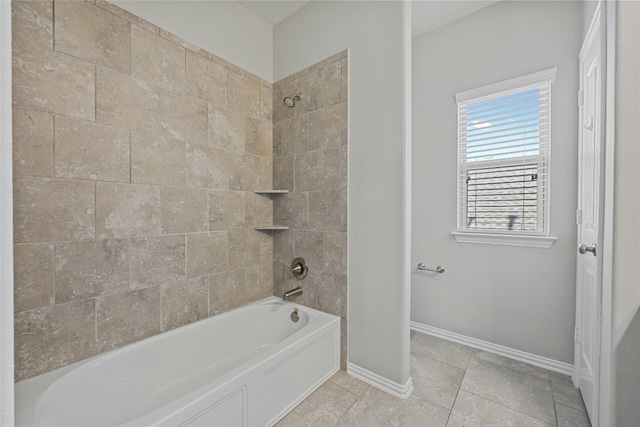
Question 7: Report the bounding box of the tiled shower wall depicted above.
[271,52,349,369]
[12,0,274,381]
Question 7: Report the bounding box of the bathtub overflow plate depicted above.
[291,308,299,323]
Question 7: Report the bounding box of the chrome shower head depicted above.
[283,93,302,107]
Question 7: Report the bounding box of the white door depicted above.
[575,7,605,425]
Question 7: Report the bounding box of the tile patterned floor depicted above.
[276,332,591,427]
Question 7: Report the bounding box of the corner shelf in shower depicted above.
[253,225,290,231]
[253,190,289,195]
[253,190,289,231]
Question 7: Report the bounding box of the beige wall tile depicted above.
[208,106,245,153]
[209,269,248,316]
[96,183,161,238]
[341,145,348,189]
[259,156,272,190]
[12,106,53,177]
[229,154,260,191]
[228,230,260,271]
[342,232,348,276]
[12,39,95,120]
[272,53,348,344]
[160,277,208,331]
[96,67,161,133]
[15,299,96,381]
[54,1,130,73]
[161,29,208,57]
[228,70,260,119]
[341,102,348,145]
[260,85,273,122]
[55,239,130,303]
[323,232,342,276]
[273,156,294,191]
[130,235,186,288]
[162,91,208,144]
[257,229,273,265]
[245,117,272,158]
[54,115,130,182]
[324,59,342,106]
[209,191,245,231]
[317,272,347,318]
[309,103,342,150]
[12,1,279,379]
[245,192,272,228]
[295,230,323,272]
[295,150,324,191]
[274,115,309,157]
[340,318,347,370]
[13,177,95,243]
[309,190,347,232]
[96,287,160,352]
[273,230,295,266]
[245,263,272,301]
[131,132,185,187]
[161,187,208,234]
[341,57,348,103]
[186,51,227,107]
[281,68,324,119]
[273,192,309,229]
[293,268,319,308]
[273,261,292,300]
[12,0,53,48]
[186,143,229,189]
[94,0,159,34]
[324,147,341,190]
[131,25,185,92]
[186,232,228,277]
[14,243,54,313]
[272,81,294,123]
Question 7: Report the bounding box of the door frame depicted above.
[598,0,616,426]
[574,1,616,427]
[0,0,15,425]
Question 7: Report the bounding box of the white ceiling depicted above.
[237,0,501,37]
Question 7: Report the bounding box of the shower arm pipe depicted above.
[283,92,302,107]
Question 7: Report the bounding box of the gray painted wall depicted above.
[613,1,640,424]
[274,1,411,386]
[411,1,583,363]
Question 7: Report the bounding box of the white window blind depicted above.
[456,69,556,235]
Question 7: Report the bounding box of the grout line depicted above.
[462,388,557,426]
[94,297,98,351]
[51,0,55,51]
[94,65,97,122]
[333,385,370,426]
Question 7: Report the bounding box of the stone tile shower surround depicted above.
[271,52,349,369]
[12,0,274,381]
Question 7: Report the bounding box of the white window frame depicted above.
[452,68,558,248]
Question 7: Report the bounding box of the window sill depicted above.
[451,232,557,248]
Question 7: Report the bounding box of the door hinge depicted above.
[578,90,584,107]
[576,209,583,225]
[575,326,582,344]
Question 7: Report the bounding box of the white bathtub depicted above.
[16,297,340,427]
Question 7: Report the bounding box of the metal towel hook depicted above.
[417,263,445,273]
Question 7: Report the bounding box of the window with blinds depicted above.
[455,69,556,235]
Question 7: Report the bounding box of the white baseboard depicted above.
[347,362,414,399]
[410,321,573,376]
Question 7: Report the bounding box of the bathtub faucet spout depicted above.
[283,287,303,301]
